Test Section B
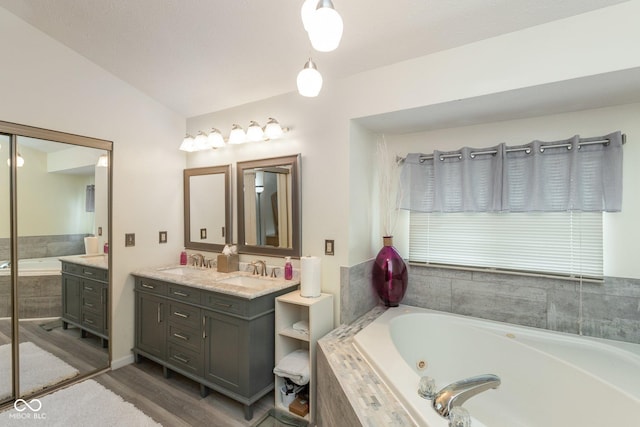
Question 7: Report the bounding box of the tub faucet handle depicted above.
[432,374,501,419]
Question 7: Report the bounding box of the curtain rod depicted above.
[398,133,626,163]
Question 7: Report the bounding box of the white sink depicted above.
[217,275,271,289]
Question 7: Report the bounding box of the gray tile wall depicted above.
[0,234,87,261]
[341,261,640,344]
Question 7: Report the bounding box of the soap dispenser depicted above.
[180,249,188,265]
[284,257,293,280]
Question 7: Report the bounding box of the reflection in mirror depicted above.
[184,165,232,252]
[0,121,111,403]
[237,154,301,258]
[0,133,11,403]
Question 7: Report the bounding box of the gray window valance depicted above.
[399,131,623,213]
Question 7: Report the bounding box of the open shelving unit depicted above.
[274,291,333,424]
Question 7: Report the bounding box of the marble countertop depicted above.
[59,254,108,270]
[318,306,417,426]
[132,264,300,299]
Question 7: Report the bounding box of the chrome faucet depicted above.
[254,260,267,276]
[190,253,205,267]
[432,374,501,419]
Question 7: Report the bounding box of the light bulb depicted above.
[308,0,343,52]
[297,58,323,97]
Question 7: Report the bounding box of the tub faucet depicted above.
[432,374,501,419]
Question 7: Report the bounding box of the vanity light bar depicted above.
[180,118,290,152]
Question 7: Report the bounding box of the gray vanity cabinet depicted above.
[133,274,297,421]
[61,260,109,346]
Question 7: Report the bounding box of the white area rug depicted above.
[1,379,161,426]
[0,342,79,399]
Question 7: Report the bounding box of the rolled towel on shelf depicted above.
[273,349,310,386]
[292,320,309,335]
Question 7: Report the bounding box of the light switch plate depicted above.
[200,228,207,239]
[325,239,335,256]
[159,231,167,244]
[125,233,135,247]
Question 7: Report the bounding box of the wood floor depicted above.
[94,359,274,427]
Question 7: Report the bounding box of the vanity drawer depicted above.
[168,321,201,353]
[167,301,201,329]
[135,278,167,296]
[82,293,102,313]
[167,283,200,304]
[202,292,247,316]
[168,343,203,376]
[63,262,107,281]
[82,310,104,332]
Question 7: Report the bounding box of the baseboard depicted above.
[111,353,135,370]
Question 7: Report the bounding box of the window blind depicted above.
[409,211,602,278]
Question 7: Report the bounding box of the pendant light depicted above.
[297,58,323,97]
[307,0,343,52]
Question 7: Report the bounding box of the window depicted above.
[409,211,602,278]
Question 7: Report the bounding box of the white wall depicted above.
[0,7,186,365]
[187,1,640,324]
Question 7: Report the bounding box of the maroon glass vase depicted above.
[372,236,408,307]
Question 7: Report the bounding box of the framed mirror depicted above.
[184,165,232,252]
[237,154,301,258]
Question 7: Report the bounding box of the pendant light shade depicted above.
[301,0,318,32]
[228,124,246,144]
[307,0,343,52]
[297,58,323,97]
[194,131,210,150]
[264,118,284,139]
[207,128,226,148]
[246,121,264,142]
[179,134,196,152]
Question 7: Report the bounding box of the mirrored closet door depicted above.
[0,122,112,405]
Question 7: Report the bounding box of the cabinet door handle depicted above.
[173,333,189,341]
[173,311,189,318]
[142,283,155,289]
[173,291,189,297]
[174,355,189,364]
[202,316,206,339]
[157,303,163,323]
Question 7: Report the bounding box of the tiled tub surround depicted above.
[342,261,640,345]
[317,306,415,427]
[0,234,88,261]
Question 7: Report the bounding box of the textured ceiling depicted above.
[0,0,630,117]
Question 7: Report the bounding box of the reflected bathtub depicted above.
[0,256,62,276]
[353,305,640,427]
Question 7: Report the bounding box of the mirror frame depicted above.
[183,165,232,252]
[237,154,301,258]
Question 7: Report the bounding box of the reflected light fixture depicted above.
[228,124,247,145]
[96,154,109,167]
[7,153,24,167]
[208,128,226,148]
[307,0,343,52]
[246,121,264,142]
[297,58,323,97]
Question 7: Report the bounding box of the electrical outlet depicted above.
[200,228,207,239]
[97,227,102,236]
[159,231,167,244]
[125,233,135,247]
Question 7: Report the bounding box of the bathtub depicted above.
[0,256,62,276]
[353,305,640,427]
